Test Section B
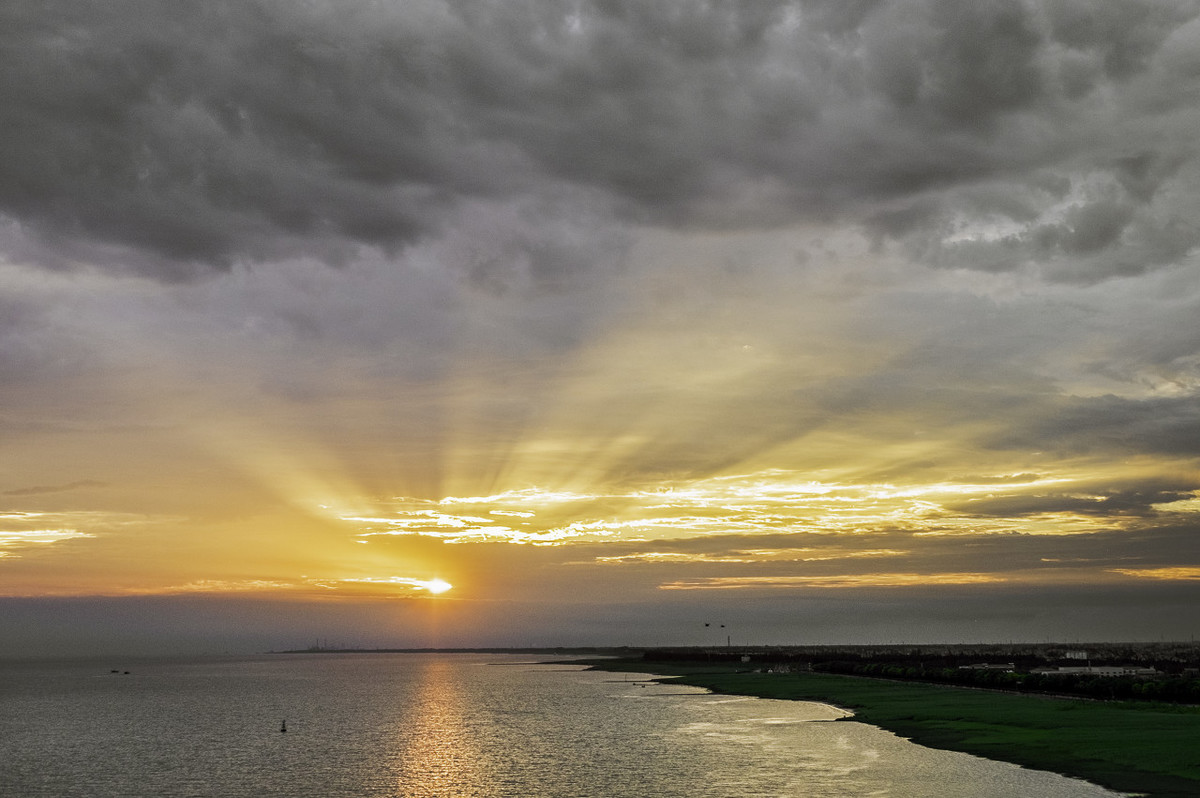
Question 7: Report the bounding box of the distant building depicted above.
[1064,650,1089,660]
[1033,665,1159,677]
[958,663,1015,672]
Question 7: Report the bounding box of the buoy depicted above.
[280,720,287,733]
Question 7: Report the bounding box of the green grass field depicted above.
[582,659,1200,798]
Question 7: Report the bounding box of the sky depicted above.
[3,0,1200,656]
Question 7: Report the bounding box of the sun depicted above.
[422,578,453,594]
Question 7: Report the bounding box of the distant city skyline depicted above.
[3,0,1199,655]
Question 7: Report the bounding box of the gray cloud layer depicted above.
[4,0,1200,282]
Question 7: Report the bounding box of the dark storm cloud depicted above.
[5,0,1200,281]
[2,0,466,277]
[992,394,1200,456]
[947,480,1200,518]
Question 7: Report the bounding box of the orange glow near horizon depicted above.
[4,441,1199,598]
[3,256,1200,604]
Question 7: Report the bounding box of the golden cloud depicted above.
[659,572,1006,590]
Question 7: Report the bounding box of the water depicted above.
[0,654,1122,797]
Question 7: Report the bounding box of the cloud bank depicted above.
[4,0,1200,283]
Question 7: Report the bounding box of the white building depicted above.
[1033,665,1159,677]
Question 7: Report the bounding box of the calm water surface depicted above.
[0,654,1123,797]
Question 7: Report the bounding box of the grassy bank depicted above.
[582,658,1200,798]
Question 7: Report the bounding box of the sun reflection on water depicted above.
[391,660,492,797]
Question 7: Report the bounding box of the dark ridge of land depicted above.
[633,641,1200,669]
[581,655,1200,798]
[636,642,1200,704]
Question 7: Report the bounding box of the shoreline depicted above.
[579,657,1200,798]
